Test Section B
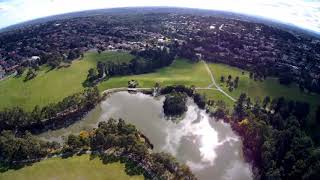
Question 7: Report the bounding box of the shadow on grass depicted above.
[0,161,36,173]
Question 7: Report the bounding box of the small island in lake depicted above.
[163,92,188,117]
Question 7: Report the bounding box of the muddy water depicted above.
[39,91,252,180]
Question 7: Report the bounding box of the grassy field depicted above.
[1,51,319,115]
[0,51,134,111]
[98,58,211,91]
[196,89,235,110]
[0,155,143,180]
[207,63,320,113]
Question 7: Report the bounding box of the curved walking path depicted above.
[102,87,152,95]
[101,60,236,102]
[201,60,236,102]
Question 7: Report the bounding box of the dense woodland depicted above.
[230,94,320,180]
[158,84,320,180]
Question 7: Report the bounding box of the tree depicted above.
[0,131,49,163]
[234,76,239,88]
[67,49,81,60]
[229,81,234,88]
[67,134,82,150]
[262,96,271,109]
[16,66,25,76]
[316,106,320,124]
[87,68,97,82]
[193,93,206,109]
[44,52,63,68]
[24,68,37,81]
[214,108,226,119]
[163,92,187,117]
[227,75,232,83]
[234,93,247,120]
[299,83,304,92]
[97,61,106,78]
[220,76,225,83]
[228,86,233,92]
[249,72,253,79]
[279,73,293,85]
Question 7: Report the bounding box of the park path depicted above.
[100,61,236,102]
[102,87,152,95]
[202,60,236,102]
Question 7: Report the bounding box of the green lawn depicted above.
[207,63,320,113]
[85,51,134,63]
[0,155,143,180]
[0,51,134,111]
[98,58,211,91]
[196,89,235,110]
[1,52,319,116]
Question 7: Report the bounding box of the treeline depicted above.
[0,87,100,134]
[0,118,197,179]
[231,93,319,180]
[84,48,175,86]
[66,118,196,179]
[0,119,196,180]
[36,49,83,69]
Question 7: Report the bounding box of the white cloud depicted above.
[0,0,319,33]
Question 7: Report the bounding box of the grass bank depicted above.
[0,155,143,180]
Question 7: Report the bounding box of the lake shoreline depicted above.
[38,90,253,180]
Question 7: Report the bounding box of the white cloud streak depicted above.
[0,0,319,33]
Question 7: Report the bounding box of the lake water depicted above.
[39,91,252,180]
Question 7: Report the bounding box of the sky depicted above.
[0,0,320,33]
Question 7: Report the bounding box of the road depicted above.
[202,60,236,102]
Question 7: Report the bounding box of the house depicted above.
[30,56,40,62]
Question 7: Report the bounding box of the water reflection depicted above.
[39,91,252,180]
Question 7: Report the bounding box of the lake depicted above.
[39,91,252,180]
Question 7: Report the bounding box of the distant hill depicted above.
[0,7,319,38]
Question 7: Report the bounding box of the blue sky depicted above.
[0,0,320,33]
